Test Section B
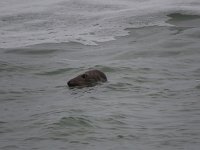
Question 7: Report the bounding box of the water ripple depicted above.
[52,117,94,128]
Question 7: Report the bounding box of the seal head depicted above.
[67,69,107,87]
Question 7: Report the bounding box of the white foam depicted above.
[0,0,200,48]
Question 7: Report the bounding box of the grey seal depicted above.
[67,69,107,87]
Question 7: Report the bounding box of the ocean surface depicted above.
[0,0,200,150]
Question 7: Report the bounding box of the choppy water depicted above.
[0,0,200,150]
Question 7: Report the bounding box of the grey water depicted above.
[1,1,200,150]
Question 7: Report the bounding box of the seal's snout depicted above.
[67,80,74,87]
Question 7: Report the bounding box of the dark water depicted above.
[0,13,200,150]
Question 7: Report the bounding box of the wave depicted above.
[0,0,200,48]
[52,116,94,128]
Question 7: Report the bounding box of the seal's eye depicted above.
[81,74,87,79]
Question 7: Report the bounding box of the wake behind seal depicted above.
[67,69,107,87]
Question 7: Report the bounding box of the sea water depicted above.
[0,0,200,150]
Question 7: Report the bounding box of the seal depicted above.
[67,69,107,87]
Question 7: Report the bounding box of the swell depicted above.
[1,0,200,48]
